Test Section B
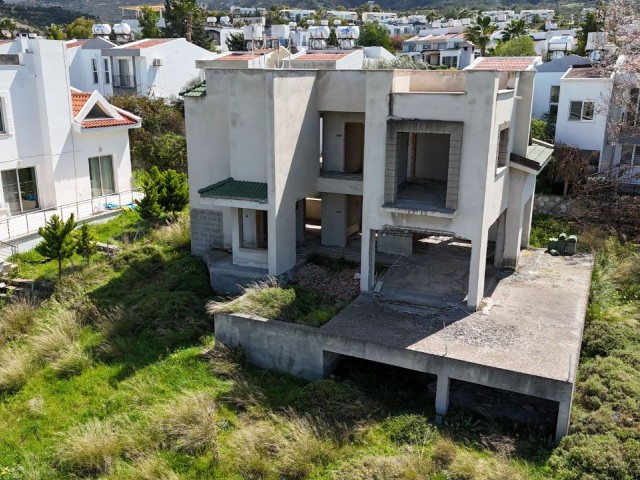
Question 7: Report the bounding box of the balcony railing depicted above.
[113,75,137,88]
[0,190,142,243]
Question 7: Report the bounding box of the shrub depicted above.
[331,454,432,480]
[293,379,380,423]
[432,438,457,469]
[0,347,32,393]
[582,320,634,358]
[0,297,39,345]
[153,214,190,250]
[29,310,79,363]
[148,390,217,454]
[123,454,180,480]
[27,396,45,417]
[550,434,629,480]
[75,222,97,264]
[55,417,131,475]
[383,414,437,445]
[50,342,92,378]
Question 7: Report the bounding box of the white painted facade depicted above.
[0,38,140,228]
[68,38,215,99]
[185,57,550,309]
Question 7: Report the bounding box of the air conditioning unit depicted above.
[152,58,163,67]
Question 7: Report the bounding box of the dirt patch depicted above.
[292,263,359,302]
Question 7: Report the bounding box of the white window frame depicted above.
[91,58,99,84]
[0,94,12,136]
[568,100,595,122]
[103,58,111,85]
[88,155,116,197]
[549,85,560,120]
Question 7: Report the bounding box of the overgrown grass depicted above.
[0,211,638,479]
[207,279,344,327]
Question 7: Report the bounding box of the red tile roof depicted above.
[0,39,13,46]
[470,57,537,71]
[70,91,138,129]
[295,53,349,61]
[71,92,91,116]
[66,40,89,49]
[125,38,173,49]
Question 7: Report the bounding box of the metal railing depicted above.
[0,190,141,243]
[0,240,17,262]
[113,74,137,88]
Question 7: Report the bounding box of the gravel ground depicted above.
[292,263,360,302]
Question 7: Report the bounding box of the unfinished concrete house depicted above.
[184,56,593,441]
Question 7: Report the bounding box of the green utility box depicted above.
[548,238,558,251]
[565,235,578,255]
[557,232,568,255]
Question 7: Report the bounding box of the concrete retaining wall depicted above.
[534,194,574,216]
[191,208,224,255]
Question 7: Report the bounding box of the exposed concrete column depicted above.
[321,193,348,247]
[503,170,526,268]
[468,231,489,309]
[521,194,534,249]
[493,211,506,268]
[555,399,572,443]
[269,201,297,276]
[360,229,376,292]
[435,374,450,424]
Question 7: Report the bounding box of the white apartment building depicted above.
[184,55,551,310]
[361,12,398,23]
[68,38,214,99]
[0,38,140,238]
[400,28,476,69]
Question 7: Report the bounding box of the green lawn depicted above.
[0,213,638,479]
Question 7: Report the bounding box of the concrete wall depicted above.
[533,71,562,119]
[67,47,114,97]
[191,208,224,255]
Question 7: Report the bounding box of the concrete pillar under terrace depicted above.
[521,194,534,249]
[435,374,450,424]
[555,398,572,443]
[467,231,489,310]
[503,170,526,269]
[359,229,376,293]
[493,211,507,268]
[321,193,348,247]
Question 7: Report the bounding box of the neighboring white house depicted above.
[532,55,592,120]
[66,37,117,98]
[400,28,476,69]
[184,55,550,311]
[0,38,140,239]
[554,65,613,169]
[67,38,215,99]
[361,12,398,23]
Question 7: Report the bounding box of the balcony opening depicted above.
[396,132,450,208]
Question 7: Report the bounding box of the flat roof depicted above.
[321,248,592,383]
[565,65,608,79]
[294,52,350,61]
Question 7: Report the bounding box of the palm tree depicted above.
[464,15,497,56]
[501,19,527,41]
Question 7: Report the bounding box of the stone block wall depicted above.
[191,208,224,255]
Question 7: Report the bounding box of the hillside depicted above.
[0,2,95,29]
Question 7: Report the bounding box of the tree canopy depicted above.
[493,36,536,57]
[464,16,497,56]
[36,214,77,277]
[358,22,391,49]
[163,0,209,49]
[139,6,161,39]
[501,19,527,41]
[65,17,94,40]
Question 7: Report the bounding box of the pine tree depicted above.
[136,173,164,221]
[75,223,97,265]
[158,169,189,220]
[36,214,77,278]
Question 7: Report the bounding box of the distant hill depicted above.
[0,2,96,29]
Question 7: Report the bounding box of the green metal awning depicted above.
[510,139,554,174]
[180,81,206,97]
[198,177,268,203]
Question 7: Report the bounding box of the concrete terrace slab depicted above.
[321,249,593,383]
